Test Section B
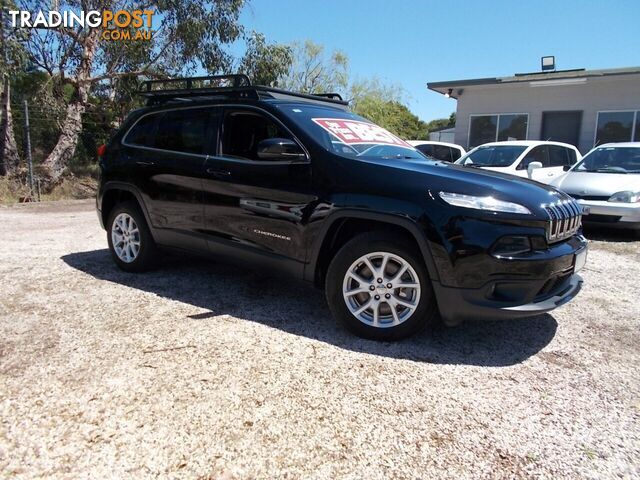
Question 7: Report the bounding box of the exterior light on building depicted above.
[541,56,556,72]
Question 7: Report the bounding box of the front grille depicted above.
[569,194,608,201]
[545,199,583,243]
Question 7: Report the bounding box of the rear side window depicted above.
[153,108,212,155]
[125,114,157,147]
[548,145,570,167]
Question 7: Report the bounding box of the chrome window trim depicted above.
[121,103,310,165]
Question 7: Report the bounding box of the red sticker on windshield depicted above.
[312,118,411,148]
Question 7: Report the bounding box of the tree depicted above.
[279,40,348,94]
[19,0,246,187]
[424,113,456,136]
[350,79,427,140]
[239,32,292,86]
[0,1,26,176]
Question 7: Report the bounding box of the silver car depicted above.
[551,143,640,233]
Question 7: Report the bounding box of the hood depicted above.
[552,171,640,196]
[345,157,568,216]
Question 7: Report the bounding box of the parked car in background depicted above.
[455,141,581,184]
[407,140,465,163]
[551,143,640,233]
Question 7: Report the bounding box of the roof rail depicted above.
[138,74,349,108]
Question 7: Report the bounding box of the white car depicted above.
[455,141,582,184]
[407,140,466,163]
[551,142,640,233]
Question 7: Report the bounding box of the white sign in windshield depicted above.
[312,118,412,148]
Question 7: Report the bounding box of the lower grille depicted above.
[583,214,621,223]
[545,199,582,243]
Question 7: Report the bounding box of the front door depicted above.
[202,107,317,273]
[518,145,553,183]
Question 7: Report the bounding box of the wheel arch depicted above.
[306,211,440,287]
[99,182,153,234]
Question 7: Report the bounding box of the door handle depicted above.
[548,172,554,176]
[206,168,231,178]
[136,161,155,167]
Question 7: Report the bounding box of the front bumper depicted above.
[433,237,587,325]
[578,199,640,228]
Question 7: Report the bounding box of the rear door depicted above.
[123,106,216,251]
[202,107,317,273]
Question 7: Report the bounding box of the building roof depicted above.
[427,66,640,97]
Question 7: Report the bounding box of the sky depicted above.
[237,0,640,121]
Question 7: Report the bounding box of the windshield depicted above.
[277,104,430,161]
[573,146,640,174]
[457,145,527,167]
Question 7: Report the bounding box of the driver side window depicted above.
[221,110,294,161]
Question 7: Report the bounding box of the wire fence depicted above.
[1,99,113,201]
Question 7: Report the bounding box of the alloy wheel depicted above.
[111,213,141,263]
[342,251,421,328]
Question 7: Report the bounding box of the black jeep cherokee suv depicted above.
[97,75,587,340]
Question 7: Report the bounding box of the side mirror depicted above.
[563,164,571,171]
[256,138,306,161]
[526,161,543,177]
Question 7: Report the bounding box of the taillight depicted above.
[97,144,107,157]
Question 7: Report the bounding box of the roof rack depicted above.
[139,74,348,108]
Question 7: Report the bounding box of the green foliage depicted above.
[280,40,348,94]
[349,79,427,140]
[239,32,293,86]
[424,112,456,135]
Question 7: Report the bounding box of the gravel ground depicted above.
[0,200,638,479]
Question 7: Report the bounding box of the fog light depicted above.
[492,236,531,256]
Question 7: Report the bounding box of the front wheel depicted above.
[325,232,437,340]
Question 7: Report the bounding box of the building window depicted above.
[469,113,528,148]
[595,111,639,145]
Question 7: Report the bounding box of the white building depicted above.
[427,65,640,153]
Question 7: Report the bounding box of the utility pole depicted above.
[24,100,33,196]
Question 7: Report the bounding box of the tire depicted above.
[106,201,158,272]
[325,232,437,340]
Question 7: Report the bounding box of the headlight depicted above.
[608,191,640,203]
[438,192,532,215]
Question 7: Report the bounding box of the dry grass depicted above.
[0,201,638,479]
[0,175,97,204]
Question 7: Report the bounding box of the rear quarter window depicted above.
[124,113,157,147]
[153,108,212,155]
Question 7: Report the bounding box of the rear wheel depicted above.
[326,232,437,340]
[107,201,158,272]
